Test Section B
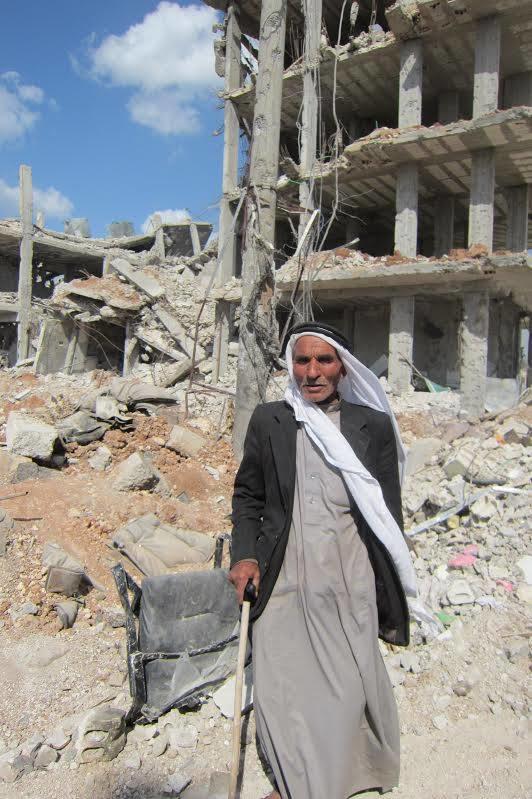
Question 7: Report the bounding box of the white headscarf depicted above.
[284,331,417,599]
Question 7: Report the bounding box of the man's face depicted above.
[292,335,346,403]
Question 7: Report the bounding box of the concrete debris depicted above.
[110,258,165,300]
[88,445,113,471]
[0,508,14,556]
[113,452,161,492]
[515,556,532,585]
[0,451,40,483]
[9,601,39,622]
[212,663,254,718]
[165,425,207,458]
[446,580,476,606]
[34,745,59,769]
[163,770,191,796]
[6,412,58,462]
[75,706,126,764]
[405,437,444,477]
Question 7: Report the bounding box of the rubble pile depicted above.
[0,363,529,798]
[401,407,531,624]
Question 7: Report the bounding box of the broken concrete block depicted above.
[164,770,191,795]
[76,706,126,764]
[446,579,475,606]
[213,663,253,718]
[34,745,59,769]
[470,494,501,522]
[208,771,231,799]
[441,421,470,443]
[111,258,165,300]
[165,425,206,458]
[405,438,443,477]
[153,358,193,388]
[515,556,532,585]
[6,412,57,462]
[9,601,39,622]
[0,451,40,483]
[0,751,22,783]
[166,723,198,751]
[0,509,14,557]
[88,445,112,472]
[114,452,160,492]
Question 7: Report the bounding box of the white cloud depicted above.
[128,90,200,135]
[18,84,44,104]
[87,2,220,135]
[0,71,47,143]
[142,208,191,233]
[0,178,73,221]
[34,186,74,219]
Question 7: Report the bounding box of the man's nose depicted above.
[307,359,320,378]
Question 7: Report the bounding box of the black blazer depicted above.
[231,399,410,646]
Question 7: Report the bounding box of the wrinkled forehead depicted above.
[292,334,342,360]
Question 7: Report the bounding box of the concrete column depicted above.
[66,326,90,374]
[123,322,139,376]
[522,316,532,389]
[213,4,242,383]
[505,185,528,252]
[153,214,165,259]
[395,163,418,257]
[17,165,34,363]
[434,195,455,256]
[459,292,489,417]
[398,39,423,128]
[190,223,201,256]
[395,39,422,258]
[503,71,532,109]
[388,296,415,393]
[102,255,111,276]
[473,16,500,119]
[438,91,459,124]
[343,307,355,350]
[234,0,288,456]
[468,149,495,250]
[298,0,323,240]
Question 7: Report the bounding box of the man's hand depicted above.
[228,560,260,605]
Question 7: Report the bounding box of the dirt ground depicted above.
[0,368,530,799]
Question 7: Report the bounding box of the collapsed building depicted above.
[206,0,532,428]
[0,175,215,385]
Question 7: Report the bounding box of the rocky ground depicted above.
[0,367,530,799]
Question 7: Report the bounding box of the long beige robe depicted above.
[252,406,400,799]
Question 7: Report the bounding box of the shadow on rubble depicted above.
[85,711,274,799]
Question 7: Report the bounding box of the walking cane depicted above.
[228,580,257,799]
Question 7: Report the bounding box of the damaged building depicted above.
[0,169,215,384]
[207,0,532,420]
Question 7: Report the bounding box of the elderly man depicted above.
[229,322,416,799]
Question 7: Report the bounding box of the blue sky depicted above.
[0,1,226,237]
